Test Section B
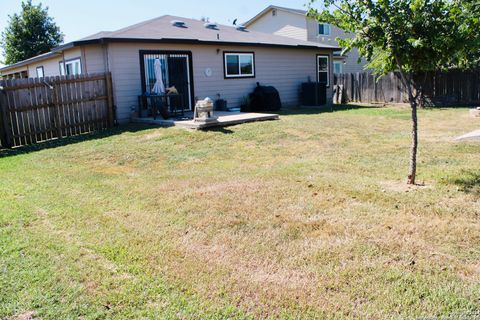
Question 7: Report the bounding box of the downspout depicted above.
[81,46,87,74]
[102,40,116,124]
[102,40,110,73]
[62,50,66,76]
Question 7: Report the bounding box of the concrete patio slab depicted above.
[132,111,279,129]
[455,129,480,141]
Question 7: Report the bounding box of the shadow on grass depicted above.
[452,170,480,196]
[279,104,379,116]
[0,124,154,159]
[0,104,389,158]
[203,127,235,134]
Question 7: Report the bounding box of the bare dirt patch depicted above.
[181,235,317,291]
[12,311,37,320]
[380,180,433,192]
[140,131,165,141]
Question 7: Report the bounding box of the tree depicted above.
[1,0,64,65]
[308,0,479,184]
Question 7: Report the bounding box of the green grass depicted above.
[1,105,479,319]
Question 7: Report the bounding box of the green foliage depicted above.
[451,0,480,69]
[307,0,479,76]
[0,0,64,65]
[307,0,480,184]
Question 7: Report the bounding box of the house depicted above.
[0,15,339,123]
[243,5,366,74]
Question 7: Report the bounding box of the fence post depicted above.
[51,76,63,139]
[105,72,114,127]
[0,87,13,148]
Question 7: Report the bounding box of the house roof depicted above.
[243,5,308,27]
[1,15,340,73]
[73,15,337,49]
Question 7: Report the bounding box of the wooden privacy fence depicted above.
[0,73,114,148]
[334,70,480,106]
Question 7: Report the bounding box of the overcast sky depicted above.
[0,0,312,67]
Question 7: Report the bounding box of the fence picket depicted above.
[0,72,114,148]
[335,70,480,106]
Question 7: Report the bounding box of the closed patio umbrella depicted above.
[152,58,165,95]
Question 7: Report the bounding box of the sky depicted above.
[0,0,311,67]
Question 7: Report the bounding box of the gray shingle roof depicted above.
[75,15,338,50]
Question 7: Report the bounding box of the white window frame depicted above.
[59,58,82,76]
[333,61,343,74]
[317,55,330,87]
[318,23,331,36]
[36,66,44,78]
[224,52,255,78]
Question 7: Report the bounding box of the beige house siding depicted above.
[306,18,365,73]
[1,47,103,79]
[27,54,60,77]
[0,65,28,78]
[107,43,334,123]
[247,8,367,74]
[26,48,82,77]
[246,9,307,41]
[83,45,107,73]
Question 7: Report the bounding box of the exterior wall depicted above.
[1,46,104,79]
[83,45,107,73]
[246,9,307,41]
[246,9,367,74]
[26,48,82,77]
[0,65,28,78]
[306,18,366,73]
[107,42,334,123]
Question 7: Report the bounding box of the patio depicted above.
[131,111,279,129]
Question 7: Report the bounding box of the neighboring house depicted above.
[244,5,367,74]
[0,15,339,123]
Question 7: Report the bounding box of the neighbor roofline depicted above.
[243,5,307,27]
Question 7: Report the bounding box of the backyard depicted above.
[1,105,479,319]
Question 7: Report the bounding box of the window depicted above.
[317,55,330,86]
[333,61,343,74]
[318,23,331,36]
[36,66,44,78]
[59,58,82,76]
[224,52,255,78]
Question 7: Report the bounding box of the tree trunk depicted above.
[407,99,418,185]
[393,56,420,185]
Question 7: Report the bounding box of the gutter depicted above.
[0,37,341,73]
[76,37,341,51]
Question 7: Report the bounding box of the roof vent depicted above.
[171,20,187,28]
[236,25,248,32]
[204,23,218,30]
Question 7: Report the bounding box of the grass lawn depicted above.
[1,105,479,319]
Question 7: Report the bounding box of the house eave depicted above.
[0,41,82,73]
[0,51,62,73]
[74,37,340,51]
[1,36,340,74]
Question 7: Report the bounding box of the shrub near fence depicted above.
[0,73,114,148]
[334,70,480,106]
